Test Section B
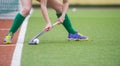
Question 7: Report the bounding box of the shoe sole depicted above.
[68,38,89,41]
[5,41,12,44]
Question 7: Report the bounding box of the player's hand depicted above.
[44,23,52,31]
[57,16,65,24]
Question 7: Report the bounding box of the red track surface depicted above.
[0,20,19,66]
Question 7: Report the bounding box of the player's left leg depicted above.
[47,0,88,40]
[4,0,32,44]
[47,0,76,33]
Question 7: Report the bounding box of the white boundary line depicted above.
[11,9,33,66]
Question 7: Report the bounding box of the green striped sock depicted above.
[56,13,76,34]
[9,13,25,35]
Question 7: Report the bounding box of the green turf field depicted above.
[22,8,120,66]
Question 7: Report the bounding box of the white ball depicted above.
[33,39,39,44]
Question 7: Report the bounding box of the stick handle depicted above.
[52,21,59,27]
[29,21,60,44]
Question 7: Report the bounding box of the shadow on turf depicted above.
[27,39,93,45]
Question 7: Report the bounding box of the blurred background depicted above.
[32,0,120,7]
[0,0,120,66]
[0,0,120,17]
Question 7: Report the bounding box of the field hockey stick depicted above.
[28,21,59,44]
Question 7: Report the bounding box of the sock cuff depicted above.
[56,13,62,17]
[8,13,25,34]
[17,13,25,19]
[56,13,69,18]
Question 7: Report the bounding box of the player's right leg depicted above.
[4,0,32,44]
[47,0,88,41]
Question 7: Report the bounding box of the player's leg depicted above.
[9,0,32,34]
[47,0,88,40]
[4,0,32,44]
[47,0,76,33]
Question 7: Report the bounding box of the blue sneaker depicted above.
[68,32,88,40]
[4,33,13,44]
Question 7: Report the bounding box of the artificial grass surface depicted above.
[21,8,120,66]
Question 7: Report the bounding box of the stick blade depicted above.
[28,21,59,45]
[28,40,37,45]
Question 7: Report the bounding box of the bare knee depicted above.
[54,5,63,13]
[21,7,31,17]
[49,2,63,13]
